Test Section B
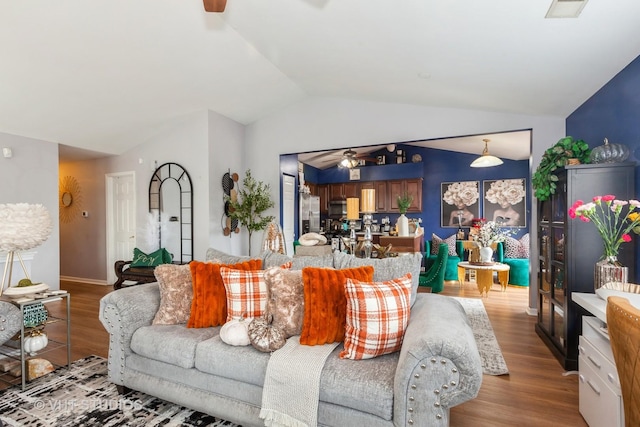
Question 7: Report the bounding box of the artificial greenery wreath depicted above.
[532,136,591,201]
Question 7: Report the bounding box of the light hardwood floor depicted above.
[7,279,588,426]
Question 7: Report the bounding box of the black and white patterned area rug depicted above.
[454,297,510,376]
[0,355,241,427]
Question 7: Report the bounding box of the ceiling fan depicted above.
[203,0,227,13]
[338,149,376,169]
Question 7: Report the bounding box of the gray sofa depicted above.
[99,250,483,427]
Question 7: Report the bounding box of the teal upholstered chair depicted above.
[496,242,530,287]
[419,243,449,293]
[425,239,464,281]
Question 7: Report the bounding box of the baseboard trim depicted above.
[525,307,538,316]
[60,275,110,286]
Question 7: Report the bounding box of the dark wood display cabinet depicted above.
[536,163,635,370]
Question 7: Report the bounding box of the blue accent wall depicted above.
[292,143,530,240]
[567,54,640,187]
[567,54,640,281]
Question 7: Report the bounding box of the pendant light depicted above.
[470,139,503,168]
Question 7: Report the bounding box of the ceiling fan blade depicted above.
[203,0,227,12]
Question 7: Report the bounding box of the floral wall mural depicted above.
[483,178,526,227]
[441,181,480,228]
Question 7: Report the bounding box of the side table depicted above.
[457,262,510,297]
[0,292,71,390]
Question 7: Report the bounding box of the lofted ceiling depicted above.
[2,1,640,160]
[298,130,532,170]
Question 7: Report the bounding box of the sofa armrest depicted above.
[393,293,482,426]
[496,242,505,262]
[99,282,160,385]
[455,240,464,260]
[0,301,22,345]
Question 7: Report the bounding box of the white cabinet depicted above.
[577,315,623,427]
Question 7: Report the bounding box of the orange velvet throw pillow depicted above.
[187,259,262,328]
[299,266,374,346]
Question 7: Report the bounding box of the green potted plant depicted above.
[225,170,275,255]
[532,136,591,201]
[396,192,413,236]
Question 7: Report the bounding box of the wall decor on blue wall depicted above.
[441,181,480,228]
[482,178,527,227]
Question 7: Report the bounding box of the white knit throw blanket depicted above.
[260,336,339,427]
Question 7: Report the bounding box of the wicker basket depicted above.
[602,282,640,294]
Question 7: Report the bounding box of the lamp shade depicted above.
[470,139,503,168]
[346,198,360,220]
[0,203,52,251]
[361,189,376,213]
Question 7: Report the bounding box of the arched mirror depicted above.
[149,162,193,263]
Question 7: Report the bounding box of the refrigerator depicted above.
[299,194,320,234]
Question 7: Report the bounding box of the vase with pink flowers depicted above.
[569,195,640,291]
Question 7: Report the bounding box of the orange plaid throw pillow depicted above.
[340,273,412,360]
[187,259,261,328]
[220,267,268,321]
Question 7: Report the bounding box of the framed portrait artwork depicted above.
[482,178,527,227]
[441,181,480,228]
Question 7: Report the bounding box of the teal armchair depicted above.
[425,239,464,281]
[496,242,530,287]
[419,243,449,293]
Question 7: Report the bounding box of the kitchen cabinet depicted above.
[317,184,329,215]
[536,163,635,370]
[388,179,423,213]
[313,178,422,214]
[329,182,359,199]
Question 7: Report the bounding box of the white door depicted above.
[106,172,136,284]
[282,174,295,256]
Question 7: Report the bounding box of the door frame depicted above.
[105,171,136,284]
[281,173,296,256]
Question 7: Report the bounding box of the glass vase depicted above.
[594,255,628,292]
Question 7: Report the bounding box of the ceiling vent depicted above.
[545,0,589,18]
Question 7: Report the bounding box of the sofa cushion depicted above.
[131,324,219,369]
[152,263,193,325]
[320,346,397,420]
[187,259,262,328]
[205,247,255,265]
[261,250,294,269]
[194,336,395,420]
[195,335,271,386]
[263,267,304,337]
[333,251,422,306]
[194,335,394,420]
[341,274,412,360]
[291,254,335,269]
[504,233,530,258]
[431,233,458,256]
[220,267,269,321]
[300,266,374,346]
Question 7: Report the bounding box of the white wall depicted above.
[244,97,567,309]
[207,110,247,255]
[104,111,211,261]
[0,133,60,290]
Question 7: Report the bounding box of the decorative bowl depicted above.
[3,283,49,299]
[601,282,640,294]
